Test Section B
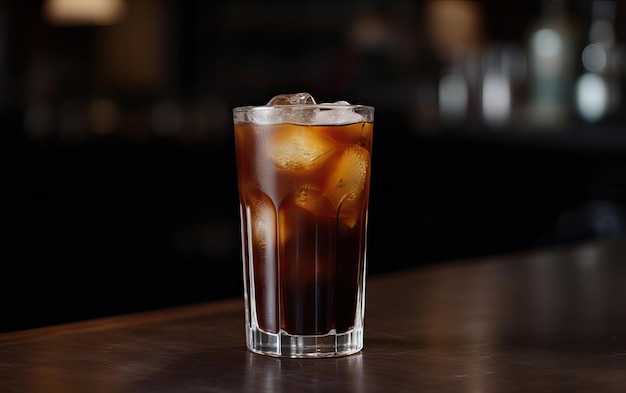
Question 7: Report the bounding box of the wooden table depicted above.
[1,238,625,392]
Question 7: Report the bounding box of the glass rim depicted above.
[232,104,375,113]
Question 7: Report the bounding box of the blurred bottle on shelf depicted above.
[525,0,582,130]
[574,0,622,123]
[421,0,486,130]
[481,44,527,129]
[438,62,470,128]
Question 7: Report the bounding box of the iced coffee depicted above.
[233,93,374,357]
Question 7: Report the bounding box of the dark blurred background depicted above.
[2,0,626,332]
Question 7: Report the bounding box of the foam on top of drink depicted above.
[241,93,368,125]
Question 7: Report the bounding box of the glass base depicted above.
[246,325,363,358]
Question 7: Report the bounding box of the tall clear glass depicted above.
[233,93,374,357]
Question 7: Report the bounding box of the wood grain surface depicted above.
[1,238,625,392]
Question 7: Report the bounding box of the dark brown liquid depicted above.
[235,121,373,335]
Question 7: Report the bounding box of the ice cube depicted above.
[256,94,364,125]
[262,93,317,124]
[249,191,277,250]
[313,103,364,125]
[324,143,369,209]
[267,92,317,106]
[338,204,361,229]
[267,124,336,170]
[278,186,335,249]
[245,93,318,125]
[321,100,351,106]
[293,185,334,214]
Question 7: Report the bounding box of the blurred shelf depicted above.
[414,122,626,155]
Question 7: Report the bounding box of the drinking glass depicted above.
[233,93,374,357]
